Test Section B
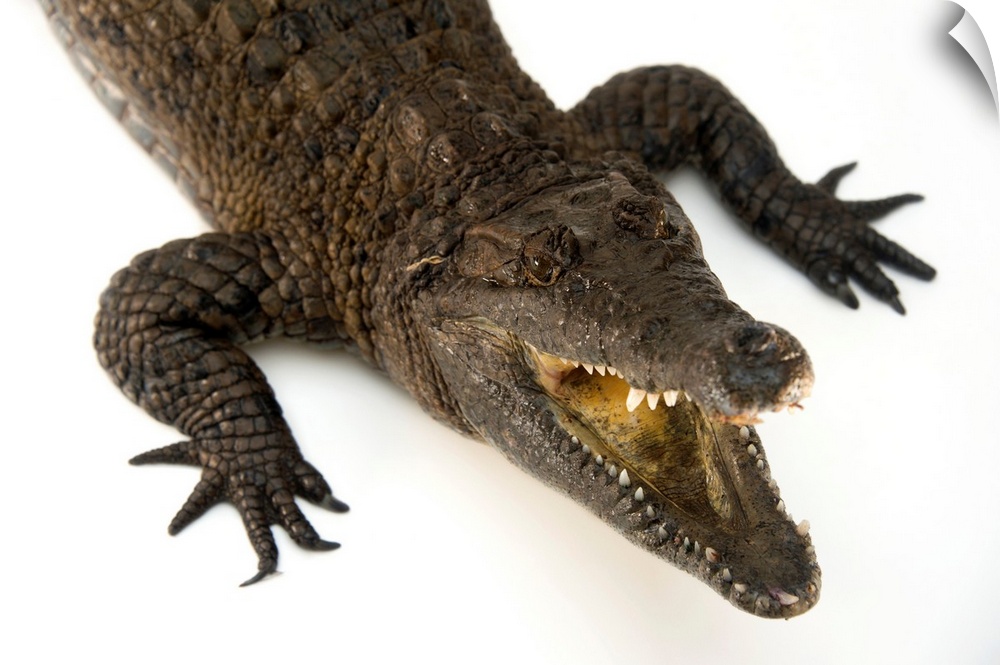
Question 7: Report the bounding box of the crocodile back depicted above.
[41,0,549,238]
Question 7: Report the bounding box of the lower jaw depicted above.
[533,364,820,617]
[557,405,821,617]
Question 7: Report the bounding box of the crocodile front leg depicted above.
[562,65,935,312]
[94,231,350,585]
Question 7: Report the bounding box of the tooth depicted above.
[582,363,594,374]
[733,583,748,594]
[607,464,617,477]
[776,499,785,513]
[595,455,604,466]
[722,567,732,582]
[747,444,758,457]
[662,390,678,407]
[683,536,691,550]
[607,367,618,377]
[581,444,590,454]
[772,589,800,606]
[634,487,644,501]
[570,360,580,368]
[796,520,811,537]
[645,505,655,518]
[619,469,631,488]
[626,386,646,412]
[656,526,668,541]
[570,435,579,444]
[756,459,765,471]
[739,426,750,441]
[705,547,719,563]
[694,541,701,556]
[595,365,606,376]
[646,392,660,410]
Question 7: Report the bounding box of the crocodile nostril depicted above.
[731,323,779,356]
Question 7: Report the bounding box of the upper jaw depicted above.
[530,316,814,425]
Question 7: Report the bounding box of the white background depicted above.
[2,0,998,663]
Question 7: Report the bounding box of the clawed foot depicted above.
[775,162,936,313]
[130,435,349,586]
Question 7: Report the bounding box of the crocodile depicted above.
[40,0,935,618]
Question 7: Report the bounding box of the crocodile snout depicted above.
[679,321,812,422]
[730,322,780,358]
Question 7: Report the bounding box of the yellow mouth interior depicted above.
[528,346,747,532]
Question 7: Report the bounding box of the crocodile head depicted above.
[407,158,818,618]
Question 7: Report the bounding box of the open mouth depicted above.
[524,342,821,617]
[530,345,749,533]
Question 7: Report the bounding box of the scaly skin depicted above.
[41,0,933,617]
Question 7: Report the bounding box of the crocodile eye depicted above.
[525,252,558,286]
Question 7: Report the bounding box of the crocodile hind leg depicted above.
[562,65,935,312]
[95,231,350,585]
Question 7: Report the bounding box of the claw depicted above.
[312,540,342,551]
[816,161,925,222]
[834,281,859,309]
[318,494,351,513]
[860,227,936,281]
[815,266,860,309]
[129,440,200,466]
[816,161,857,194]
[845,194,924,223]
[240,564,277,587]
[846,251,911,313]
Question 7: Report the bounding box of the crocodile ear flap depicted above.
[455,222,579,287]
